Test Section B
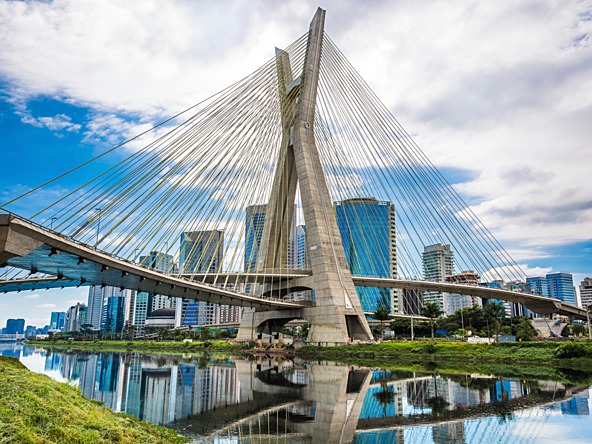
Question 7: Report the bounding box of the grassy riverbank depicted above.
[27,338,248,355]
[0,356,186,443]
[298,341,592,382]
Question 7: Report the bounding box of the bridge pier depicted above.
[237,305,371,346]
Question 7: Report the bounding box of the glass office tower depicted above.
[335,198,397,313]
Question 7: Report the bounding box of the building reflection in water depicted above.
[6,345,592,443]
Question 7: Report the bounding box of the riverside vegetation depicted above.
[0,356,187,444]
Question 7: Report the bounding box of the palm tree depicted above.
[127,325,136,340]
[373,304,392,341]
[421,302,443,344]
[484,301,505,342]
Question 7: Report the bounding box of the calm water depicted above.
[2,343,592,443]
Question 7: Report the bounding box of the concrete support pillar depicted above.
[238,8,372,345]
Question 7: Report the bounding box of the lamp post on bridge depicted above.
[50,217,57,230]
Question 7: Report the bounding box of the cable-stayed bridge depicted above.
[0,9,586,344]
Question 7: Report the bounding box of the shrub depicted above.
[554,342,591,359]
[423,344,436,354]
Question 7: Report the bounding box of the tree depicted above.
[300,323,310,340]
[373,304,391,340]
[126,325,136,340]
[421,302,443,344]
[484,301,506,341]
[79,324,94,339]
[515,318,537,341]
[198,328,212,342]
[571,324,587,337]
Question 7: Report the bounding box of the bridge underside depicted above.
[0,214,304,311]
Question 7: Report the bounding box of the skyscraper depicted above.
[5,319,25,335]
[526,277,549,297]
[178,229,240,326]
[335,198,397,313]
[443,270,480,315]
[422,243,455,310]
[547,272,576,305]
[295,225,309,269]
[132,251,176,335]
[87,286,123,330]
[580,277,592,308]
[65,303,87,332]
[244,204,298,272]
[140,251,177,274]
[245,204,267,272]
[104,296,126,333]
[180,230,224,274]
[49,311,66,331]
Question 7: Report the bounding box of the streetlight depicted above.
[50,217,58,230]
[586,305,592,340]
[95,208,102,245]
[461,308,465,342]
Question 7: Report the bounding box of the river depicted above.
[2,342,592,443]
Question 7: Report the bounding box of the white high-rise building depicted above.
[580,277,592,308]
[443,271,480,316]
[131,251,177,335]
[422,243,455,311]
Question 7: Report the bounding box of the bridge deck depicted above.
[0,213,308,311]
[1,212,586,319]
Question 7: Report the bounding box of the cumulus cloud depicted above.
[21,113,81,133]
[482,264,554,282]
[0,0,590,271]
[23,293,40,299]
[36,303,57,309]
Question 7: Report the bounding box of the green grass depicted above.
[0,356,187,444]
[26,339,248,355]
[297,340,592,383]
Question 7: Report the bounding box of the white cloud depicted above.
[23,293,40,299]
[21,113,81,133]
[482,264,554,282]
[0,0,590,271]
[36,303,57,309]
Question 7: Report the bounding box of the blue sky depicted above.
[1,0,591,328]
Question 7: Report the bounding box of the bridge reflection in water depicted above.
[6,345,592,443]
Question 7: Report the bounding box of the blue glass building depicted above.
[49,311,66,331]
[546,272,576,305]
[244,204,267,272]
[5,318,25,335]
[180,231,223,274]
[103,296,126,333]
[335,198,396,313]
[526,277,549,297]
